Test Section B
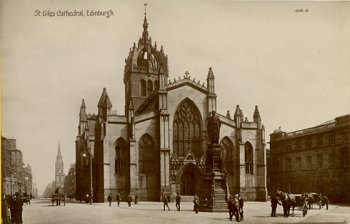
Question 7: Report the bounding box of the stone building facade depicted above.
[269,114,350,203]
[1,137,33,195]
[76,12,267,202]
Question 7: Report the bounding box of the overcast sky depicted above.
[1,1,349,195]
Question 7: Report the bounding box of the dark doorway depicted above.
[180,164,201,196]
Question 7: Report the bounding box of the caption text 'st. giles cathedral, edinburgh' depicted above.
[75,8,267,204]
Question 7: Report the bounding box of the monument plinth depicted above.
[201,112,228,212]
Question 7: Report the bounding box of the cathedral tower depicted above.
[123,8,168,115]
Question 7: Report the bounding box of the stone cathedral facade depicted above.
[75,12,267,202]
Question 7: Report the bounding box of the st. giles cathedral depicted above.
[75,7,267,203]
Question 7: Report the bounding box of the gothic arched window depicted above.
[147,80,153,96]
[139,134,159,175]
[140,79,146,97]
[220,137,234,175]
[173,99,202,157]
[245,142,253,174]
[154,80,159,91]
[115,138,129,175]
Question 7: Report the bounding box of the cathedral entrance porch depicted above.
[176,163,203,198]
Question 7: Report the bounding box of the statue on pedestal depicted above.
[207,111,221,145]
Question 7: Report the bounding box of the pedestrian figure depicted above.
[116,192,121,207]
[321,195,329,210]
[270,195,280,217]
[127,194,132,207]
[175,192,181,211]
[134,193,138,205]
[238,194,244,220]
[107,193,112,207]
[69,194,72,201]
[2,194,11,224]
[302,203,308,217]
[193,194,199,214]
[163,194,170,211]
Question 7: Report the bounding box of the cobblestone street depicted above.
[21,199,350,224]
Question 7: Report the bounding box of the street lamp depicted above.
[82,152,93,204]
[24,176,29,195]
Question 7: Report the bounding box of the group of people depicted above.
[2,192,25,224]
[106,192,137,207]
[227,194,244,222]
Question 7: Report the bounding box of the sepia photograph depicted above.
[1,1,349,223]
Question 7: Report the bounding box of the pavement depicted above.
[21,199,350,224]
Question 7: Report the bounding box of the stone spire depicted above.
[142,3,149,41]
[253,105,262,128]
[98,88,112,109]
[57,142,62,158]
[79,99,87,121]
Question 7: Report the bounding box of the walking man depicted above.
[163,194,170,211]
[134,193,139,205]
[193,194,199,214]
[270,195,279,217]
[127,194,132,207]
[175,192,181,211]
[107,193,112,207]
[238,194,244,220]
[116,192,121,207]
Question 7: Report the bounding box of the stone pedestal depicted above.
[200,143,228,212]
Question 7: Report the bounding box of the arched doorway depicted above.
[179,164,202,196]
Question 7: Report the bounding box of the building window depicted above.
[329,153,335,168]
[115,138,128,175]
[147,80,153,96]
[139,134,159,174]
[220,137,234,175]
[341,147,349,168]
[140,79,146,96]
[317,154,323,168]
[306,138,312,149]
[286,158,292,171]
[343,132,349,143]
[154,80,159,90]
[296,140,301,151]
[307,156,312,170]
[245,142,253,174]
[173,99,202,157]
[296,157,302,170]
[329,134,335,145]
[317,135,323,147]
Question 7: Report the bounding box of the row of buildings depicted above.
[74,9,350,203]
[1,136,38,197]
[268,114,350,203]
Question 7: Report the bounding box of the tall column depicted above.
[159,115,170,193]
[129,141,138,194]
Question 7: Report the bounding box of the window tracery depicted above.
[173,99,201,157]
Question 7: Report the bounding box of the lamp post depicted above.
[82,152,93,204]
[24,176,29,194]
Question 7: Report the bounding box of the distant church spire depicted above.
[142,3,149,41]
[57,142,62,158]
